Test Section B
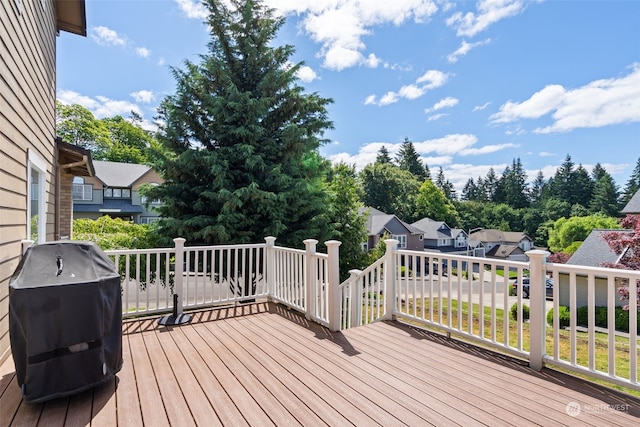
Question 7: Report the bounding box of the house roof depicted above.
[93,161,152,188]
[412,218,452,240]
[485,244,525,258]
[470,229,532,243]
[621,189,640,214]
[566,229,631,267]
[55,0,87,36]
[359,207,422,236]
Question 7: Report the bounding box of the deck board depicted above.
[1,301,639,426]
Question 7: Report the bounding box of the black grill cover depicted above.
[9,241,122,403]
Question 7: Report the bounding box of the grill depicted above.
[9,241,122,403]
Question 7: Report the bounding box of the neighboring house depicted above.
[1,0,88,362]
[359,207,424,251]
[621,189,640,214]
[563,229,631,308]
[411,218,469,254]
[73,160,164,224]
[469,229,534,262]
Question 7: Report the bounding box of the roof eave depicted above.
[55,0,87,37]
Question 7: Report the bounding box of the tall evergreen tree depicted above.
[434,167,456,200]
[572,165,594,208]
[483,167,499,202]
[395,137,427,180]
[375,145,392,164]
[621,157,640,205]
[529,170,546,206]
[590,169,620,217]
[147,0,333,247]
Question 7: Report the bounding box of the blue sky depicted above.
[57,0,640,192]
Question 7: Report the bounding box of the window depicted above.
[72,177,92,201]
[104,187,131,198]
[392,234,407,249]
[140,217,160,224]
[28,150,46,243]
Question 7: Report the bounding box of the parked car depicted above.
[512,277,553,299]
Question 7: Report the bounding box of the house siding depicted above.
[0,0,57,361]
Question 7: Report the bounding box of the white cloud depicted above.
[157,57,166,66]
[459,143,518,155]
[364,53,382,68]
[446,0,527,37]
[91,26,126,47]
[364,95,377,105]
[539,151,555,157]
[94,96,143,118]
[57,90,143,119]
[130,90,155,103]
[490,64,640,133]
[473,101,491,111]
[425,96,459,113]
[398,84,427,100]
[366,69,449,106]
[176,1,440,71]
[416,69,449,89]
[174,0,209,19]
[427,113,448,122]
[296,65,319,82]
[136,47,151,58]
[447,38,491,63]
[379,91,399,106]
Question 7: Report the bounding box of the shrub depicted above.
[510,303,530,321]
[547,306,571,328]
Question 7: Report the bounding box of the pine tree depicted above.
[621,157,640,205]
[148,0,333,248]
[590,168,620,217]
[375,146,392,164]
[529,170,546,206]
[483,167,499,202]
[395,137,427,180]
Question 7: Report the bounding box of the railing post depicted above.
[326,240,342,331]
[349,269,362,327]
[265,236,277,301]
[158,237,190,326]
[304,239,318,320]
[384,239,399,320]
[527,249,550,370]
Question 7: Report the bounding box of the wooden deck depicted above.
[1,302,639,426]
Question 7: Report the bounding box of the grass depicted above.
[391,297,640,397]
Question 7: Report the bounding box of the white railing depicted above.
[340,239,639,391]
[542,260,639,390]
[101,235,638,391]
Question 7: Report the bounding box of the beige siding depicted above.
[0,0,57,361]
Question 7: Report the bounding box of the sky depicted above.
[56,0,640,193]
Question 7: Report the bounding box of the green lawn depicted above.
[394,297,639,397]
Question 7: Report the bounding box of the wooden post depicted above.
[527,249,550,370]
[326,240,342,331]
[304,239,318,320]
